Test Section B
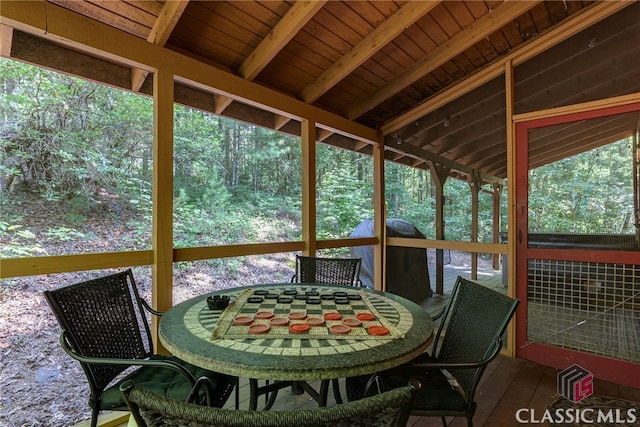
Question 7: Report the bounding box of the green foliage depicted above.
[1,57,636,262]
[317,146,373,239]
[528,138,633,234]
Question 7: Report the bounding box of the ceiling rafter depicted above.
[239,1,325,81]
[299,1,440,104]
[131,0,189,91]
[346,0,542,120]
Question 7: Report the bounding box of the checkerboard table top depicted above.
[159,283,434,381]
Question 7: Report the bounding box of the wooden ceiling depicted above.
[3,1,640,184]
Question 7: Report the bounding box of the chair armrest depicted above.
[407,337,503,372]
[59,331,196,384]
[431,305,446,322]
[139,298,164,317]
[187,376,215,406]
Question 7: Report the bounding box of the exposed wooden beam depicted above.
[239,1,325,81]
[347,1,541,120]
[388,139,502,185]
[274,114,291,131]
[299,1,439,104]
[382,0,631,136]
[132,0,189,91]
[0,24,13,57]
[214,95,233,115]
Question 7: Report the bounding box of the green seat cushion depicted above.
[382,352,469,413]
[99,355,222,410]
[386,369,467,411]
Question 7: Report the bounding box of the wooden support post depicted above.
[373,132,386,291]
[469,172,481,280]
[492,182,504,270]
[301,119,317,256]
[429,163,450,295]
[152,69,174,354]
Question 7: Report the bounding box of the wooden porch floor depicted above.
[95,354,640,427]
[234,355,640,427]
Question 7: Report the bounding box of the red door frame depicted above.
[515,101,640,389]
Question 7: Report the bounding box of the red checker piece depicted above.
[306,317,325,327]
[249,324,270,334]
[288,312,307,320]
[368,325,389,336]
[255,311,274,319]
[342,318,362,327]
[289,323,311,333]
[356,312,375,321]
[330,324,351,335]
[269,317,289,326]
[323,312,342,321]
[233,315,254,325]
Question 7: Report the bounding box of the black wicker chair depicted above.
[348,276,519,427]
[291,255,362,286]
[121,376,420,427]
[44,269,237,427]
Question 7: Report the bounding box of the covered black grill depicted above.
[350,218,432,303]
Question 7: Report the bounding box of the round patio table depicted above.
[159,283,433,408]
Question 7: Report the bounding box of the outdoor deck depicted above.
[91,354,640,427]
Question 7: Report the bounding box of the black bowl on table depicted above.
[207,295,230,310]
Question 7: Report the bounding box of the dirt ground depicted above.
[0,197,492,426]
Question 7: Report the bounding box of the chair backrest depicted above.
[122,378,420,427]
[294,255,362,286]
[431,276,519,401]
[44,269,153,394]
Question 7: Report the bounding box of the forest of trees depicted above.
[0,58,635,260]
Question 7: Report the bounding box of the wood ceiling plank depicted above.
[239,1,325,80]
[324,0,377,38]
[300,1,439,103]
[48,0,152,38]
[91,0,160,28]
[347,0,541,120]
[170,23,247,68]
[497,21,525,49]
[513,9,537,40]
[190,1,267,47]
[544,1,570,24]
[528,2,552,33]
